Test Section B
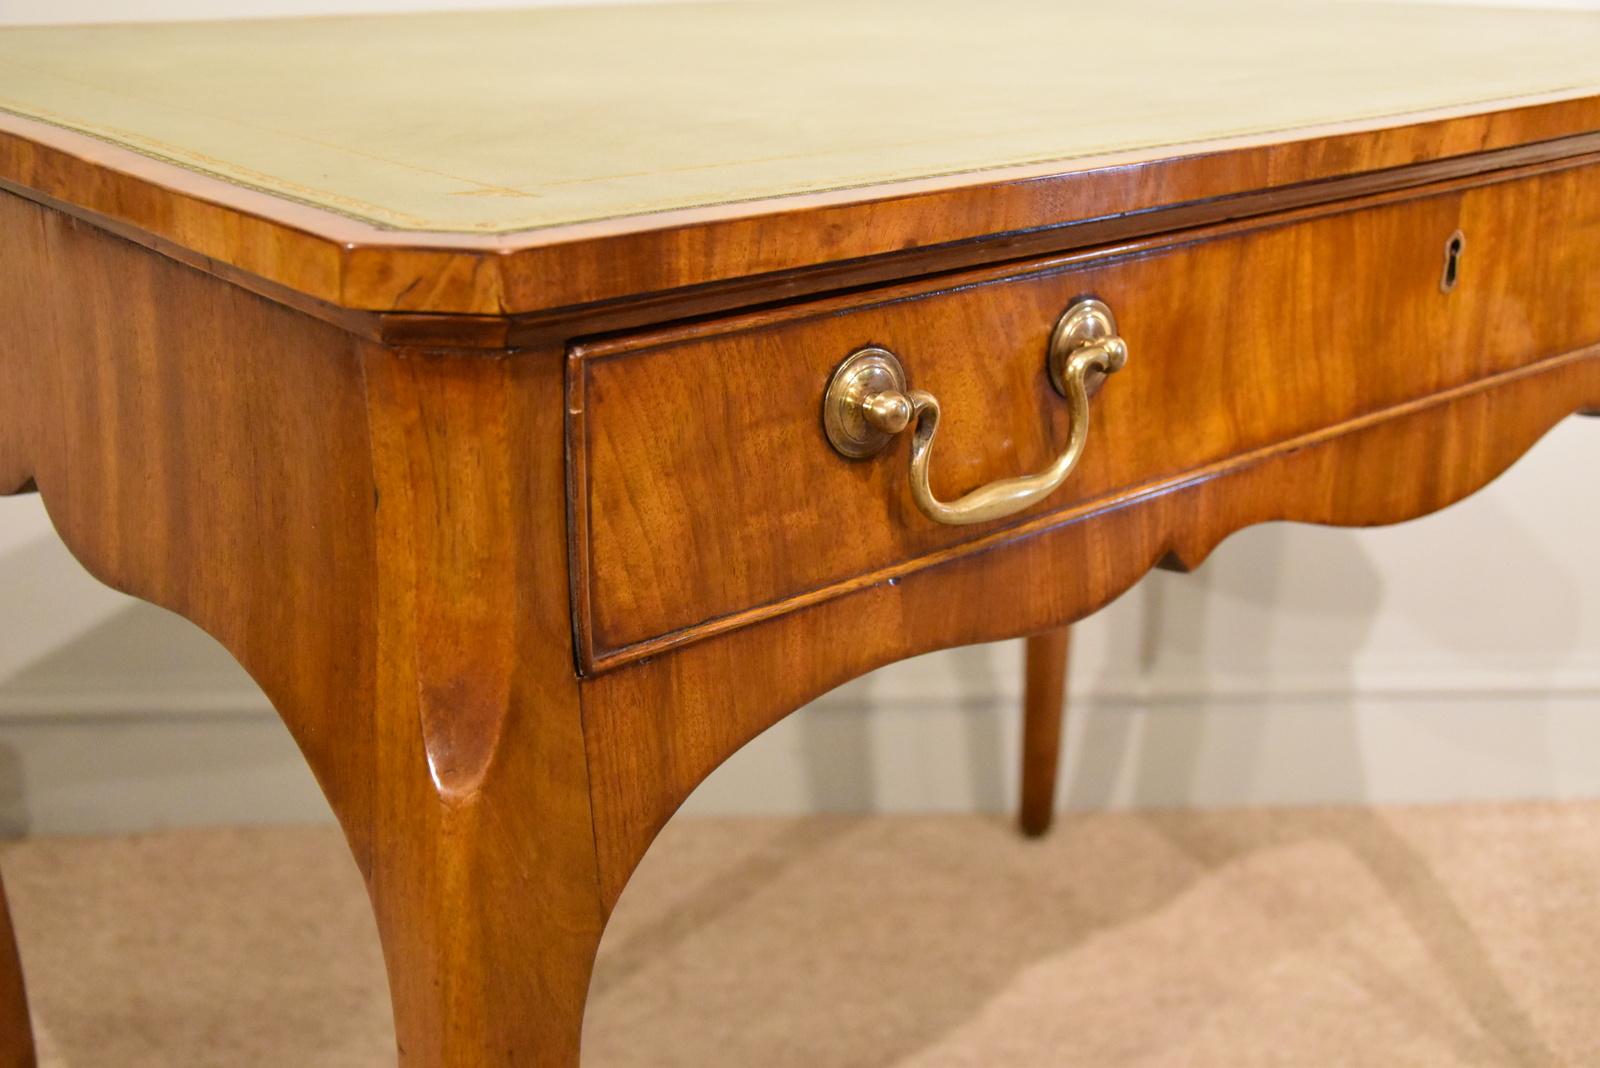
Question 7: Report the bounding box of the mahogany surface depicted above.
[1020,629,1072,838]
[0,5,1598,1066]
[572,156,1600,669]
[0,877,30,1068]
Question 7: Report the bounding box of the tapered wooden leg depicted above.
[0,874,34,1068]
[1018,627,1071,837]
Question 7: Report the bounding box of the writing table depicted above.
[1,2,1599,1063]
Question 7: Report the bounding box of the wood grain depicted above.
[572,154,1600,669]
[3,61,1600,1066]
[360,343,605,1066]
[1019,629,1071,838]
[0,192,606,1065]
[3,94,1600,321]
[0,875,32,1068]
[0,191,380,862]
[581,347,1600,907]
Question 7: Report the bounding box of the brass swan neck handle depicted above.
[823,298,1127,527]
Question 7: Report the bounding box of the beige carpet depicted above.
[3,804,1600,1066]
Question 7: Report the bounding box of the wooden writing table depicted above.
[1,1,1598,1063]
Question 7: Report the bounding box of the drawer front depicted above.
[570,158,1600,671]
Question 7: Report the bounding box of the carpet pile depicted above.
[3,803,1597,1066]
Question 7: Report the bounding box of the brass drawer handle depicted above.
[823,298,1127,526]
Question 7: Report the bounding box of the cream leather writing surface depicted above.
[0,0,1595,234]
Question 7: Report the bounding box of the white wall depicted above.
[1,0,1598,835]
[5,415,1598,834]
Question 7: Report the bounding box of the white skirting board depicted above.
[0,677,1598,836]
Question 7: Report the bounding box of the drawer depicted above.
[568,158,1600,672]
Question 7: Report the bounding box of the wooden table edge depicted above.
[3,89,1600,330]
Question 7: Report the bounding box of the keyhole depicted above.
[1440,230,1465,293]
